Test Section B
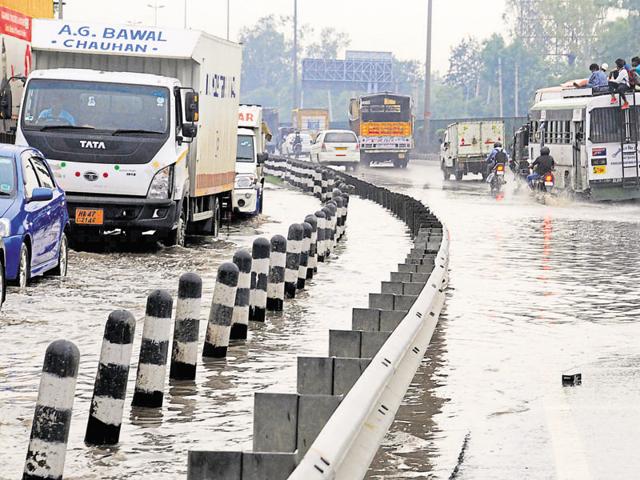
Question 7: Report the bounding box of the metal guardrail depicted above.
[289,230,449,480]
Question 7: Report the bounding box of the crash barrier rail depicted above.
[21,160,351,480]
[187,157,449,479]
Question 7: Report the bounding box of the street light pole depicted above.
[184,0,188,29]
[226,0,230,40]
[293,0,299,111]
[422,0,433,152]
[147,2,165,27]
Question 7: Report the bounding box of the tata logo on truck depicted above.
[80,140,106,150]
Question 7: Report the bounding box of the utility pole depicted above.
[422,0,433,152]
[147,2,165,27]
[514,62,519,117]
[293,0,299,111]
[184,0,188,29]
[54,0,66,19]
[498,57,504,118]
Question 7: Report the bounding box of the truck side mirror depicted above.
[0,78,12,120]
[182,123,198,138]
[184,92,199,123]
[257,152,268,164]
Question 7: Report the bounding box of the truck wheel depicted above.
[455,170,464,181]
[164,208,187,247]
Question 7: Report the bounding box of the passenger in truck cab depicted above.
[608,58,632,110]
[527,146,555,187]
[37,91,76,126]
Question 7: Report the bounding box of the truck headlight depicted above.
[0,218,10,237]
[235,174,257,189]
[148,165,173,200]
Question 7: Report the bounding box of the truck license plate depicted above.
[75,208,104,225]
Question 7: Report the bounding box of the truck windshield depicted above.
[0,156,15,196]
[21,79,170,135]
[361,95,411,123]
[236,135,255,162]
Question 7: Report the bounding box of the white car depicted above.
[310,130,360,171]
[284,132,313,157]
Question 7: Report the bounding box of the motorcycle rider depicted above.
[292,130,302,156]
[527,146,555,188]
[485,142,508,181]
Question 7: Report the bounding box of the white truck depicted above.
[440,120,505,180]
[233,104,268,215]
[7,19,242,246]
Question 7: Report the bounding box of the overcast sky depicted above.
[64,0,508,72]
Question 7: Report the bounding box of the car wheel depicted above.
[17,243,30,289]
[258,189,264,214]
[51,233,69,277]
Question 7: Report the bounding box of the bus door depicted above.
[572,109,585,191]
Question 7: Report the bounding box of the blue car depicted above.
[0,145,69,288]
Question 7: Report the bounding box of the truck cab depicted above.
[233,105,267,215]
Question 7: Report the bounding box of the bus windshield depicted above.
[21,79,170,135]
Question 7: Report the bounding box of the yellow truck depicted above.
[292,108,329,137]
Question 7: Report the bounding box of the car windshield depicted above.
[325,132,357,143]
[237,135,255,163]
[0,156,15,196]
[21,79,170,135]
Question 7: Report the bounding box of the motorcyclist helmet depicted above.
[494,142,502,148]
[541,146,550,155]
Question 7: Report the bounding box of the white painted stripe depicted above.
[176,297,201,321]
[134,363,167,393]
[270,251,286,268]
[91,395,126,426]
[252,290,267,306]
[142,315,172,343]
[238,271,251,289]
[172,340,198,364]
[206,323,230,347]
[99,340,134,367]
[36,373,77,410]
[212,282,236,308]
[267,282,284,298]
[232,306,250,326]
[252,257,270,273]
[288,239,302,254]
[285,268,299,283]
[24,439,66,477]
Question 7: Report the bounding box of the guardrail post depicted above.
[230,249,252,340]
[297,222,312,290]
[86,310,136,445]
[23,340,79,480]
[169,273,203,381]
[132,290,173,408]
[249,237,271,322]
[304,215,318,278]
[203,262,239,359]
[267,235,287,312]
[314,210,327,263]
[285,224,303,299]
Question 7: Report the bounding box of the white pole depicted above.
[227,0,230,40]
[498,57,504,118]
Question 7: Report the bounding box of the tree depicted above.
[304,27,350,59]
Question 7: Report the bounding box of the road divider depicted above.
[169,273,203,381]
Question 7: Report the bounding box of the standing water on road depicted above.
[364,162,640,479]
[0,182,411,479]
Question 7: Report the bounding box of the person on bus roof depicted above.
[631,57,640,90]
[575,64,608,90]
[527,146,555,188]
[609,58,631,110]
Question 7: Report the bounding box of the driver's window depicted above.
[22,155,40,198]
[31,157,55,189]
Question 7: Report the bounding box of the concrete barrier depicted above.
[170,273,203,381]
[203,263,239,359]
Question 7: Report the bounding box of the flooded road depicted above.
[0,182,412,479]
[365,162,640,479]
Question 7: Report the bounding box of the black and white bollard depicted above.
[315,210,327,263]
[85,310,136,446]
[132,290,173,408]
[321,206,333,258]
[297,222,312,289]
[203,262,239,358]
[249,237,271,322]
[267,235,287,311]
[326,201,338,249]
[24,340,79,480]
[230,249,252,340]
[304,214,318,278]
[169,273,203,381]
[333,196,345,239]
[285,223,304,298]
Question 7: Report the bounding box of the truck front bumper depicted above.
[232,188,259,214]
[66,195,178,231]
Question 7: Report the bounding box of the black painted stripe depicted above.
[103,310,135,345]
[235,288,250,306]
[173,318,199,343]
[178,273,203,299]
[30,405,72,443]
[85,415,123,446]
[210,304,234,326]
[94,363,128,399]
[256,272,268,290]
[139,339,170,366]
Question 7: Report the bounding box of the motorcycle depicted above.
[292,142,302,159]
[488,162,507,194]
[531,171,555,194]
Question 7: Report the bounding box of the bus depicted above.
[529,87,640,201]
